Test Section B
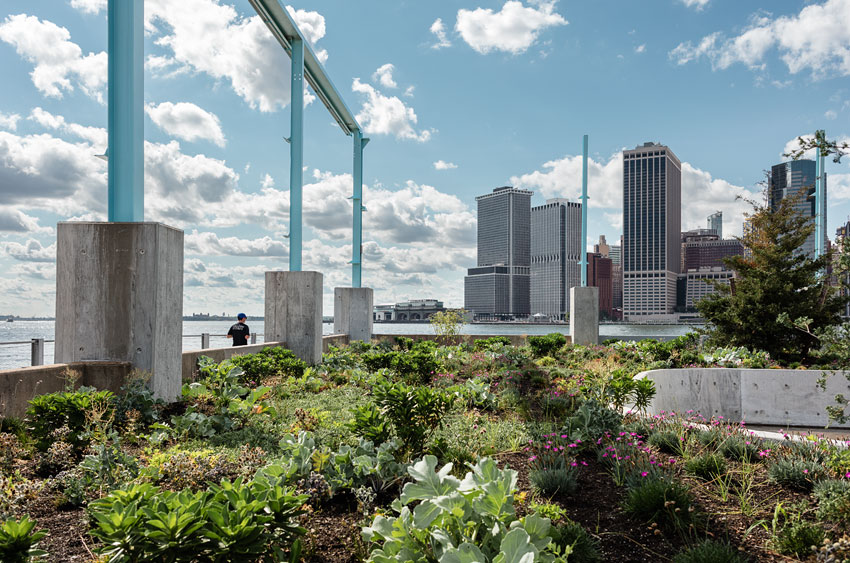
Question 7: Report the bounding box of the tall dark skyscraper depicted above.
[768,160,827,258]
[530,199,581,320]
[464,187,532,318]
[622,142,682,320]
[707,211,722,239]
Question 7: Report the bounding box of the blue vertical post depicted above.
[107,0,144,222]
[814,130,825,260]
[289,38,304,271]
[351,130,368,288]
[579,134,589,287]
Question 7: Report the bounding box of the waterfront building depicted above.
[685,267,734,309]
[707,211,722,239]
[529,199,581,321]
[587,252,613,318]
[768,160,827,258]
[373,299,445,321]
[622,142,682,321]
[464,187,533,319]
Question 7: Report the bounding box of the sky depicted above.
[0,0,849,317]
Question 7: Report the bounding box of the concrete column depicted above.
[570,286,599,346]
[31,339,44,366]
[334,287,373,342]
[201,333,210,349]
[265,271,323,364]
[55,222,183,400]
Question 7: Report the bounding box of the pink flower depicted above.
[641,472,648,477]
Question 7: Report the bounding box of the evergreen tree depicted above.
[698,189,845,362]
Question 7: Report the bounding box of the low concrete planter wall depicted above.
[181,341,287,381]
[0,361,132,418]
[635,368,850,429]
[369,333,555,347]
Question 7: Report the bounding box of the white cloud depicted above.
[146,102,226,147]
[0,14,107,101]
[145,0,328,112]
[185,231,288,257]
[512,150,758,238]
[29,107,107,147]
[0,209,50,233]
[669,0,850,79]
[782,133,850,161]
[455,1,568,55]
[826,109,838,120]
[9,262,54,280]
[430,18,452,49]
[635,44,646,54]
[680,0,710,10]
[372,63,397,89]
[433,160,458,170]
[69,0,107,14]
[0,113,21,131]
[3,239,56,262]
[404,86,415,97]
[352,78,432,142]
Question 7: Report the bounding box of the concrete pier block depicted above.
[265,271,323,364]
[334,287,373,342]
[55,222,183,401]
[569,286,599,346]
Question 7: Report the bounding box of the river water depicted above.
[0,320,695,370]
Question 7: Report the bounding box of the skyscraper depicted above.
[768,160,827,258]
[622,142,682,320]
[707,211,722,239]
[610,240,622,317]
[464,187,533,319]
[530,199,581,320]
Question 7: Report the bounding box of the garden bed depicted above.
[2,336,850,562]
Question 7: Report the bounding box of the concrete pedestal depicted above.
[570,286,599,346]
[265,271,323,364]
[334,287,373,342]
[55,222,183,400]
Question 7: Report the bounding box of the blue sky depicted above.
[0,0,848,317]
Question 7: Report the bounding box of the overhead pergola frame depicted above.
[249,0,369,287]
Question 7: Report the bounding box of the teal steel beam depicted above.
[579,134,589,287]
[351,131,369,287]
[814,130,825,260]
[107,0,144,221]
[289,38,304,271]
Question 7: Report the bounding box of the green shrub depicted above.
[112,373,161,429]
[814,479,850,523]
[529,466,578,497]
[672,540,747,563]
[685,453,728,481]
[362,456,563,561]
[767,459,827,492]
[549,520,601,563]
[227,347,307,383]
[648,431,685,456]
[0,516,47,563]
[774,520,825,558]
[473,336,512,351]
[25,387,115,452]
[624,477,700,533]
[348,404,392,445]
[528,333,567,357]
[562,400,623,447]
[719,435,761,463]
[695,428,724,450]
[88,472,307,561]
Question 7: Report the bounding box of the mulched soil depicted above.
[25,489,92,563]
[301,498,365,562]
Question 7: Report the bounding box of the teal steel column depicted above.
[351,130,368,287]
[814,130,825,260]
[107,0,144,221]
[579,134,589,287]
[289,38,304,271]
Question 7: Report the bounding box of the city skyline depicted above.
[0,1,848,316]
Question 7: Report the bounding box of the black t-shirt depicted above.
[228,322,250,346]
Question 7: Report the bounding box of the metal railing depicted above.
[182,333,262,349]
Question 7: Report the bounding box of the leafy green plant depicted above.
[685,453,727,481]
[322,439,407,494]
[672,540,748,563]
[227,347,308,383]
[814,479,850,523]
[528,333,567,358]
[549,521,601,563]
[648,430,686,456]
[767,459,827,492]
[430,309,466,345]
[562,400,623,448]
[624,476,701,534]
[473,336,512,351]
[112,371,161,430]
[0,516,47,563]
[362,455,566,562]
[528,501,568,523]
[25,387,115,452]
[348,404,392,445]
[719,435,761,463]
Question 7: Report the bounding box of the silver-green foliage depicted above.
[362,455,569,562]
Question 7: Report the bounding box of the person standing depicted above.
[226,313,250,346]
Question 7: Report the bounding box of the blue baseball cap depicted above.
[237,313,247,320]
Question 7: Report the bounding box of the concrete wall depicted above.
[0,362,132,418]
[636,368,850,429]
[570,286,599,346]
[265,271,323,364]
[334,287,373,342]
[367,333,558,347]
[181,341,287,382]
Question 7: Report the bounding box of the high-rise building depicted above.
[594,235,610,258]
[610,241,622,317]
[622,142,682,320]
[464,186,533,319]
[837,219,850,318]
[768,160,827,258]
[683,238,744,271]
[530,199,581,320]
[707,211,722,239]
[587,252,613,318]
